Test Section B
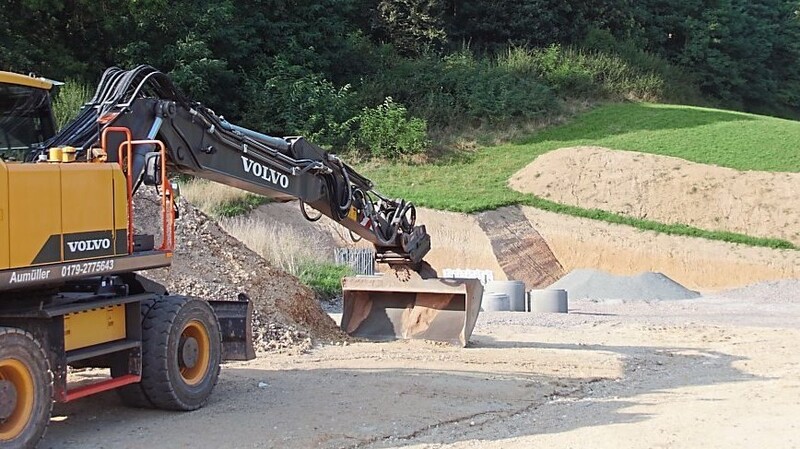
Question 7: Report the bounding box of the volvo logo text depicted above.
[241,156,290,189]
[67,239,111,253]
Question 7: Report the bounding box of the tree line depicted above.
[2,0,798,155]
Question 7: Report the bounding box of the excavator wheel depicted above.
[123,296,221,411]
[117,297,157,408]
[0,327,53,449]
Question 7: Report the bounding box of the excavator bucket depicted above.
[340,272,483,347]
[208,298,256,361]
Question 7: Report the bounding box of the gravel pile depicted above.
[548,268,701,301]
[133,190,344,353]
[710,279,800,304]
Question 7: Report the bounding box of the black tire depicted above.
[116,296,157,408]
[134,296,221,411]
[0,327,53,449]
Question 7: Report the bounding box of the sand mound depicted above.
[133,192,343,352]
[510,146,800,244]
[548,268,700,301]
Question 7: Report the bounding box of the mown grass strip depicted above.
[522,195,797,250]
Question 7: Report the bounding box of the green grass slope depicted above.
[361,103,800,249]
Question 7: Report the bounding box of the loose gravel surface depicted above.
[43,279,800,448]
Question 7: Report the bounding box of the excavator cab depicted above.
[0,72,57,161]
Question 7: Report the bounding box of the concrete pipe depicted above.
[528,289,568,313]
[482,293,510,312]
[485,281,526,312]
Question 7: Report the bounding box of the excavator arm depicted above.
[44,66,481,346]
[44,66,429,266]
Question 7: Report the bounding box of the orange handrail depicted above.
[120,139,175,252]
[100,127,175,254]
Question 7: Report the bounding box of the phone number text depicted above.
[61,260,115,277]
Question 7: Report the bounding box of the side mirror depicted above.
[142,152,161,186]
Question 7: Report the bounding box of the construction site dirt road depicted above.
[42,286,800,449]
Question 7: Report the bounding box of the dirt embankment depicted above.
[523,206,800,290]
[510,146,800,245]
[243,198,799,292]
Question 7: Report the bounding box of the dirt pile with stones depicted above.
[132,191,344,352]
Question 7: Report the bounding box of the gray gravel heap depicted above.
[547,268,701,301]
[711,279,800,304]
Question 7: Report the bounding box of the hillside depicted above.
[361,103,800,248]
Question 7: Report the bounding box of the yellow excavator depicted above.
[0,66,482,448]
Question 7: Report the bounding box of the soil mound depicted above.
[548,268,701,301]
[133,192,344,352]
[510,146,800,244]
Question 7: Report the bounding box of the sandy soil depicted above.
[42,290,800,448]
[522,206,800,291]
[241,198,799,292]
[509,146,800,244]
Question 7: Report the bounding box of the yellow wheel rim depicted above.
[179,320,210,386]
[0,359,35,441]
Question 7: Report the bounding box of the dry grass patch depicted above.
[220,216,329,274]
[182,178,267,217]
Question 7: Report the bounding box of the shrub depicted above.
[351,97,429,158]
[181,178,269,218]
[297,261,353,299]
[242,59,358,150]
[213,194,269,218]
[466,67,557,121]
[525,44,673,101]
[360,50,559,128]
[52,80,92,130]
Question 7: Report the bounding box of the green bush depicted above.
[297,262,353,299]
[361,50,558,128]
[213,194,269,217]
[518,44,677,101]
[351,97,429,158]
[51,80,92,130]
[242,60,359,149]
